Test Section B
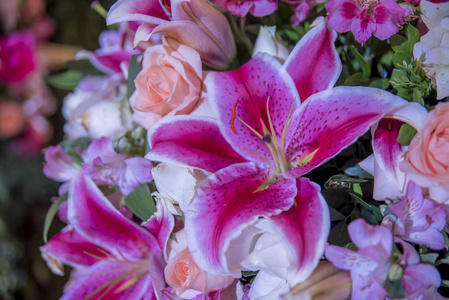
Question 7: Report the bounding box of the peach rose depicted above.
[401,102,449,202]
[164,230,234,299]
[130,38,203,129]
[0,100,25,138]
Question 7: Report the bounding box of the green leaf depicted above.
[47,70,84,90]
[329,221,351,246]
[123,183,156,221]
[389,34,407,51]
[344,72,369,86]
[127,54,142,98]
[352,183,363,196]
[43,193,67,242]
[329,206,345,221]
[436,257,449,266]
[442,280,449,288]
[350,46,371,77]
[420,253,439,264]
[369,78,390,89]
[397,123,417,146]
[406,24,420,48]
[412,88,425,105]
[350,192,383,224]
[385,279,406,299]
[65,59,105,76]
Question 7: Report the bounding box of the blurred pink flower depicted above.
[326,0,409,43]
[213,0,278,17]
[0,30,37,84]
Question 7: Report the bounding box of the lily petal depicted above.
[142,200,175,260]
[269,177,330,285]
[285,87,407,178]
[61,260,153,300]
[284,20,342,102]
[68,173,161,260]
[152,20,234,70]
[106,0,169,26]
[371,119,406,200]
[41,226,111,275]
[147,116,246,173]
[207,53,301,166]
[185,162,296,276]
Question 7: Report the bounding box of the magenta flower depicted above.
[326,219,446,300]
[41,173,171,299]
[83,137,153,195]
[147,22,411,284]
[381,181,447,250]
[326,0,408,44]
[76,29,141,76]
[213,0,278,17]
[326,219,393,299]
[0,30,37,84]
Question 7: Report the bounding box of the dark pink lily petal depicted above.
[41,226,111,275]
[185,162,296,276]
[61,261,153,300]
[147,116,246,173]
[142,200,175,259]
[106,0,170,26]
[371,119,406,199]
[68,173,161,260]
[207,53,301,167]
[285,86,407,179]
[284,21,342,102]
[89,50,137,75]
[269,177,330,284]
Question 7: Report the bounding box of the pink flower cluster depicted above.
[39,0,449,299]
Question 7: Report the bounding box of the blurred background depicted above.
[0,0,114,298]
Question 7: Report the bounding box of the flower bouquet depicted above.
[40,0,449,299]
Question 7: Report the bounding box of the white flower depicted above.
[414,27,449,99]
[62,76,133,139]
[152,163,209,215]
[252,26,290,63]
[420,0,449,30]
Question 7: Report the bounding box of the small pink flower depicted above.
[164,230,235,299]
[130,38,203,129]
[381,181,447,250]
[326,0,408,43]
[0,30,37,84]
[213,0,278,17]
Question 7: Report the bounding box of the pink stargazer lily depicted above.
[147,21,410,283]
[41,173,172,299]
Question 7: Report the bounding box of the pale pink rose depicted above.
[164,230,234,299]
[401,102,449,202]
[130,38,203,129]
